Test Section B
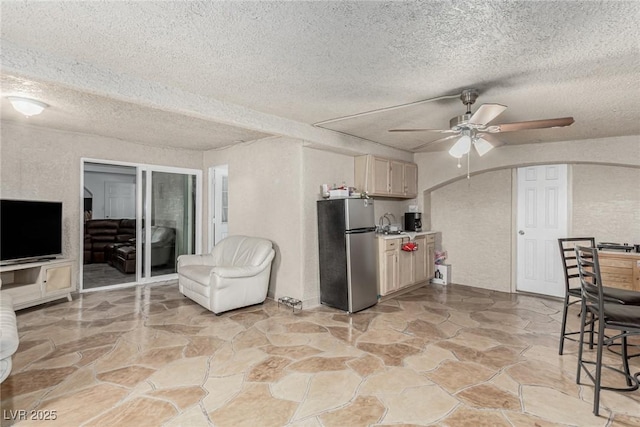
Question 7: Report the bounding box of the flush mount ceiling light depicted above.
[7,96,48,117]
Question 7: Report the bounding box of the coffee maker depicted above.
[404,212,422,232]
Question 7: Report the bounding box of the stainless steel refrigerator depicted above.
[317,198,378,313]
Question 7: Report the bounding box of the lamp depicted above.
[473,137,494,156]
[7,97,48,117]
[448,134,471,158]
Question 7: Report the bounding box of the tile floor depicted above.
[1,282,639,426]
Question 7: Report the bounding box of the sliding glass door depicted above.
[144,171,197,278]
[81,159,201,291]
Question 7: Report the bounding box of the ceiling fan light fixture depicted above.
[448,134,471,158]
[473,137,494,156]
[7,96,48,117]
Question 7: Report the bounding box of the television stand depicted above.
[0,258,76,310]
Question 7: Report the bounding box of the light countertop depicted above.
[375,231,437,240]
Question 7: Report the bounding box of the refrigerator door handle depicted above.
[346,227,376,234]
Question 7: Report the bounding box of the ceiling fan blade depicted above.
[468,103,507,125]
[412,134,459,151]
[389,128,457,133]
[494,117,575,133]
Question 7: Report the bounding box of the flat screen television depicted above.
[1,199,63,264]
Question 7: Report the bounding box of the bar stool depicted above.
[558,238,640,355]
[575,245,640,416]
[558,238,595,355]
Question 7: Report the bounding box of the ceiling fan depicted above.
[389,89,574,157]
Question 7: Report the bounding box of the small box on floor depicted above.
[431,264,451,285]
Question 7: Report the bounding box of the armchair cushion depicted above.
[178,235,275,314]
[1,294,18,383]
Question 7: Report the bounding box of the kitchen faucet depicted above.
[378,213,396,231]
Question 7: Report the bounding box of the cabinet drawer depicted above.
[425,234,435,243]
[384,240,399,251]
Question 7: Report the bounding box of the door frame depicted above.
[80,158,202,292]
[208,165,228,252]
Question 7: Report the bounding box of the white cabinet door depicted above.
[380,250,398,296]
[372,157,390,195]
[414,235,428,283]
[399,246,413,288]
[404,163,418,197]
[389,161,405,196]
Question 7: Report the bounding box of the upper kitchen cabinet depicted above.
[355,155,418,198]
[404,163,418,197]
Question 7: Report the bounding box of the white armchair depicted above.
[1,293,19,383]
[177,235,275,314]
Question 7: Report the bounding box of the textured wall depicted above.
[203,137,304,301]
[415,135,640,210]
[572,165,640,244]
[431,169,513,292]
[204,142,413,307]
[429,163,640,293]
[0,122,202,270]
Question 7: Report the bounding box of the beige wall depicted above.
[0,122,202,267]
[204,142,376,307]
[431,169,513,292]
[572,164,640,244]
[415,135,640,208]
[417,135,640,294]
[427,163,639,293]
[203,137,305,302]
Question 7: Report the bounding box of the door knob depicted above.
[518,230,525,235]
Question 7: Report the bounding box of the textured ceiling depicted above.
[1,1,639,152]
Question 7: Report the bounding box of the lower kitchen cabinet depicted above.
[426,238,435,282]
[380,246,399,296]
[414,235,430,283]
[377,233,436,297]
[399,246,413,288]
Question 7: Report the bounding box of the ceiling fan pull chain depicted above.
[467,153,470,180]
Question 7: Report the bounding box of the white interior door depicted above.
[209,165,229,249]
[516,165,568,297]
[105,182,135,219]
